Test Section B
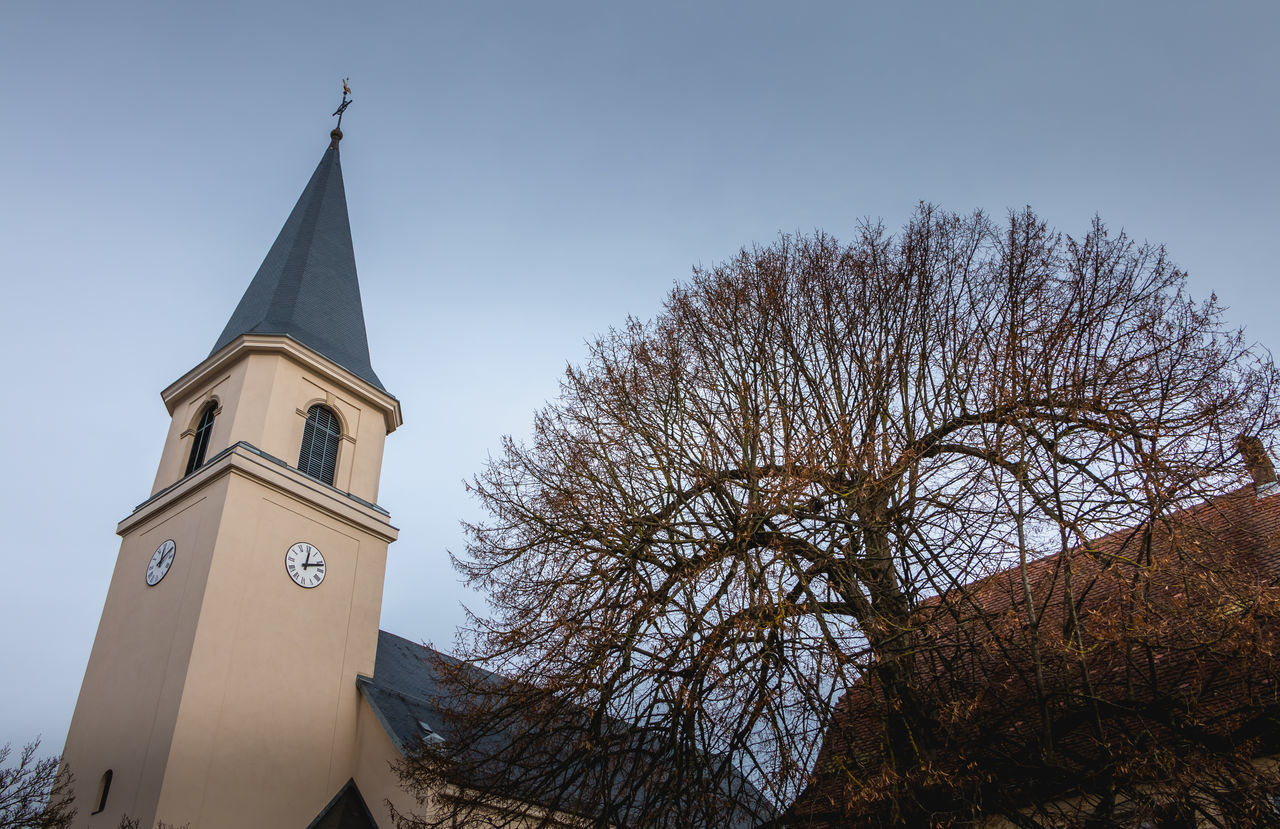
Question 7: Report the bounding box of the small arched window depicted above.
[298,405,341,485]
[185,401,218,475]
[91,769,112,814]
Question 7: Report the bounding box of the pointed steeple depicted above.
[211,136,385,391]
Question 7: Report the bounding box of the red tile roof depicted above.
[784,485,1280,826]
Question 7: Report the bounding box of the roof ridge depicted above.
[356,673,443,711]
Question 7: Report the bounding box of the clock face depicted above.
[285,542,326,588]
[146,539,177,586]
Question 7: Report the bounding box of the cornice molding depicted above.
[160,334,403,433]
[119,441,399,543]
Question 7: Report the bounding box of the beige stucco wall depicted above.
[63,339,399,828]
[61,477,229,828]
[354,696,428,828]
[152,468,392,827]
[153,335,400,503]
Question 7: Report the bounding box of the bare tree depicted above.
[116,817,188,829]
[0,740,75,829]
[393,205,1277,827]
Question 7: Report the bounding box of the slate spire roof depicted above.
[211,134,385,391]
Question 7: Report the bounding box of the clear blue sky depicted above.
[1,1,1276,755]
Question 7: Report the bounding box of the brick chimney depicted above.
[1238,435,1278,495]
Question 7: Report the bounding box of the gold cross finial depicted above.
[330,79,353,147]
[332,78,353,128]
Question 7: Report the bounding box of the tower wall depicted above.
[153,339,398,504]
[152,465,393,827]
[64,347,398,828]
[61,476,231,828]
[62,133,403,828]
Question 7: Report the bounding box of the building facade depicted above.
[60,126,439,828]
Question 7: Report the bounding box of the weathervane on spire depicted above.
[329,79,353,148]
[332,78,353,128]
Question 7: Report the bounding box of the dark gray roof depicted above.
[210,140,385,391]
[358,631,477,755]
[360,631,776,828]
[306,778,379,829]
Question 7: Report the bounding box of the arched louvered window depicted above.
[185,401,218,475]
[298,405,341,485]
[91,769,112,815]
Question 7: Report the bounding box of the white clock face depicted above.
[146,539,177,586]
[285,542,326,588]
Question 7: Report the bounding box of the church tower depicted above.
[61,123,403,828]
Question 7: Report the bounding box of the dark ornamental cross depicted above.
[332,78,353,129]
